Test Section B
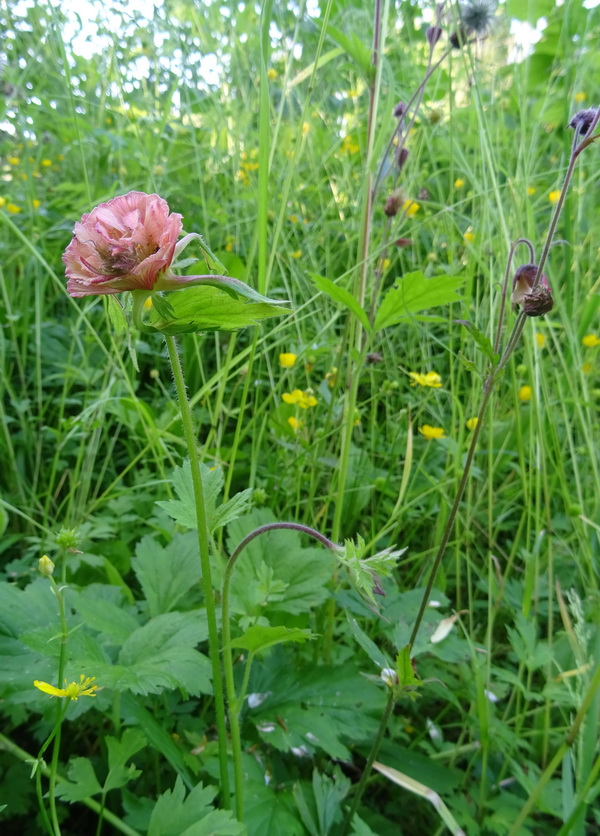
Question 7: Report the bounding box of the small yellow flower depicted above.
[527,186,536,196]
[241,161,259,172]
[464,231,474,244]
[466,417,478,431]
[382,258,391,271]
[408,371,442,388]
[225,241,233,252]
[549,190,561,204]
[7,156,19,165]
[454,178,465,189]
[582,362,593,375]
[32,199,41,209]
[341,135,360,155]
[6,202,21,214]
[289,214,299,224]
[236,169,250,186]
[325,367,337,387]
[403,199,420,217]
[419,424,445,440]
[34,675,99,701]
[582,334,600,348]
[282,388,317,408]
[279,352,297,368]
[41,159,52,167]
[302,122,311,137]
[518,385,532,402]
[287,416,302,432]
[267,68,278,80]
[574,92,587,103]
[535,333,546,349]
[291,250,302,259]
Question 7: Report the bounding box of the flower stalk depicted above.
[163,334,230,808]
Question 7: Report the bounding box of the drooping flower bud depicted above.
[511,263,553,316]
[384,188,405,217]
[426,26,443,47]
[393,101,406,119]
[397,147,409,171]
[568,107,598,137]
[450,25,468,48]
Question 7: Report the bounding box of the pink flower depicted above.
[63,191,183,297]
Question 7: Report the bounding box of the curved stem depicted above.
[164,334,230,808]
[221,522,339,821]
[493,238,535,354]
[340,692,395,836]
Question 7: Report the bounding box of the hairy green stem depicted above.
[46,576,69,836]
[164,334,230,808]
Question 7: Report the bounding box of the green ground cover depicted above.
[0,0,599,833]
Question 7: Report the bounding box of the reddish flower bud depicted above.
[511,263,553,316]
[393,101,406,118]
[384,189,404,217]
[394,238,412,248]
[397,147,409,171]
[426,26,443,47]
[523,285,554,317]
[568,107,598,137]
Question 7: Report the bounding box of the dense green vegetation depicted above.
[0,0,599,834]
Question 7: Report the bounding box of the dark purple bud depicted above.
[568,107,598,137]
[366,352,383,364]
[511,264,539,305]
[393,101,406,119]
[384,188,404,217]
[397,147,409,171]
[450,25,468,49]
[427,26,443,47]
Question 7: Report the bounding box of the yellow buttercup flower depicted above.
[287,416,302,432]
[6,203,21,214]
[419,424,445,440]
[341,135,360,155]
[325,367,337,388]
[291,250,302,259]
[41,159,52,167]
[34,675,99,701]
[466,417,478,431]
[582,334,600,348]
[549,190,561,204]
[408,371,442,388]
[32,199,41,209]
[279,352,297,368]
[7,156,20,165]
[518,385,532,402]
[527,186,536,196]
[302,122,311,137]
[282,389,317,409]
[267,68,278,80]
[403,199,420,217]
[574,92,587,103]
[454,178,465,189]
[464,231,474,244]
[535,333,546,349]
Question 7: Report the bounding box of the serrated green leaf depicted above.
[396,645,422,690]
[230,625,314,655]
[151,294,177,319]
[93,612,211,696]
[347,616,389,669]
[103,729,147,793]
[374,272,465,333]
[156,462,252,535]
[55,758,102,802]
[455,319,498,366]
[146,285,288,334]
[132,532,202,616]
[148,775,244,836]
[457,351,481,376]
[311,273,371,332]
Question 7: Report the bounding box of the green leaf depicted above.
[347,616,389,669]
[148,776,244,836]
[320,21,373,80]
[146,285,288,334]
[396,645,423,694]
[103,729,146,792]
[230,625,315,655]
[70,586,140,643]
[455,319,499,367]
[156,461,252,535]
[248,653,384,760]
[457,351,481,377]
[132,532,202,617]
[55,758,102,802]
[226,509,335,620]
[94,612,211,696]
[311,273,371,332]
[374,272,465,333]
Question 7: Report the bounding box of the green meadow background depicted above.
[0,0,599,834]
